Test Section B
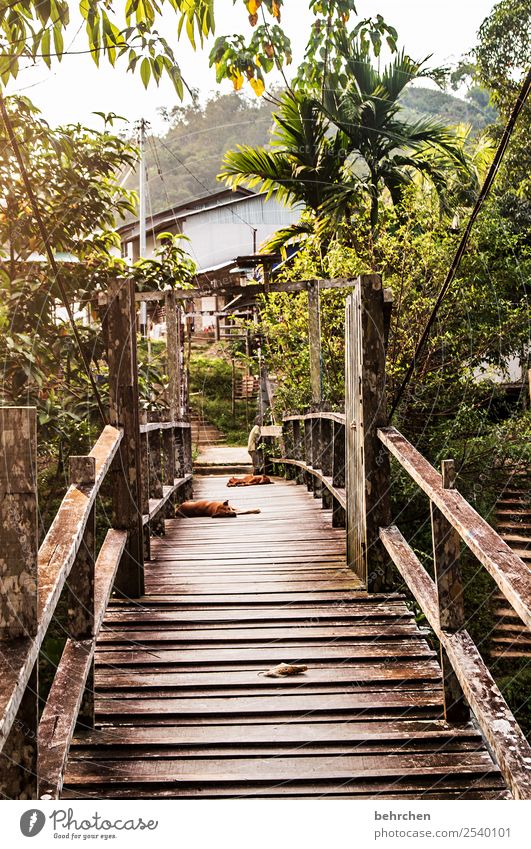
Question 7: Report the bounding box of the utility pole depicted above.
[138,118,148,337]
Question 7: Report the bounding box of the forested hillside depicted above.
[141,86,494,212]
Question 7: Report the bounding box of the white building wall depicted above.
[118,194,300,269]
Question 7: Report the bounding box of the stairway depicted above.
[190,411,224,450]
[490,468,531,659]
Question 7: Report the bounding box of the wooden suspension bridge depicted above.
[0,275,530,800]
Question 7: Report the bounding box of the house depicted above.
[115,187,300,335]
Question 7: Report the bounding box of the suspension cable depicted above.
[388,67,531,422]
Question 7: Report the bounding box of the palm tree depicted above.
[320,44,473,229]
[219,90,357,250]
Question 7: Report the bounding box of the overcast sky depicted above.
[7,0,495,133]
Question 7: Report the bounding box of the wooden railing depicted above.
[271,274,531,801]
[0,278,192,800]
[377,426,531,801]
[273,411,346,528]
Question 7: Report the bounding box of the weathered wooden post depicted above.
[303,419,314,493]
[320,416,333,509]
[307,280,322,405]
[281,420,293,480]
[148,411,165,536]
[345,275,393,591]
[432,459,469,723]
[66,455,96,727]
[105,278,144,597]
[0,407,38,799]
[332,419,346,528]
[292,419,303,484]
[165,290,182,421]
[311,416,323,499]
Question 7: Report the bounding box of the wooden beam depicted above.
[283,411,346,425]
[345,276,392,591]
[105,278,144,597]
[98,277,357,305]
[378,426,531,629]
[0,407,38,799]
[380,525,531,801]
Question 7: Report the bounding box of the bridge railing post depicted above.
[148,411,165,537]
[332,419,346,528]
[281,420,293,480]
[105,278,144,598]
[291,419,304,483]
[345,275,393,591]
[311,414,323,500]
[320,416,333,510]
[432,459,470,723]
[0,406,39,799]
[139,413,151,561]
[303,419,313,493]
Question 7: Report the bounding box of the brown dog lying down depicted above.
[227,474,272,487]
[176,499,260,518]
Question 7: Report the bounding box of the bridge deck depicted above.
[63,476,508,799]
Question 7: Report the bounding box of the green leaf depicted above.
[140,56,151,87]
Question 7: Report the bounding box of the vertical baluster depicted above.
[139,413,151,560]
[148,411,165,536]
[311,415,323,500]
[432,459,469,723]
[0,407,38,799]
[332,419,346,528]
[303,419,313,493]
[161,412,176,519]
[321,417,333,510]
[292,419,303,484]
[282,420,294,480]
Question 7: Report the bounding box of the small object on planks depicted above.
[261,662,308,678]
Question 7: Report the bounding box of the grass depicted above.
[189,353,253,445]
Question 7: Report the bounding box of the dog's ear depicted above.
[223,499,229,505]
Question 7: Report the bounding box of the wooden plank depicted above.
[97,623,418,643]
[64,751,496,785]
[72,719,473,748]
[379,426,531,629]
[38,640,93,800]
[95,642,436,665]
[93,663,441,690]
[380,525,531,801]
[284,412,346,425]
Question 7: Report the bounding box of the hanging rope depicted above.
[0,92,108,424]
[388,67,531,422]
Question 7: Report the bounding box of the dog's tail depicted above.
[235,508,261,515]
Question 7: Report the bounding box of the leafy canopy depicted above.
[0,0,291,95]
